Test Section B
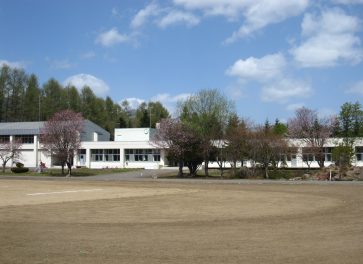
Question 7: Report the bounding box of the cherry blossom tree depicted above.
[0,139,22,172]
[153,118,203,177]
[40,110,84,176]
[288,107,334,168]
[249,125,289,179]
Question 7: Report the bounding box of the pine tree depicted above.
[42,78,65,120]
[23,74,41,121]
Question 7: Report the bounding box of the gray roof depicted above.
[0,120,110,141]
[0,122,44,135]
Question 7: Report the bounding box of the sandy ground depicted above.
[0,179,362,264]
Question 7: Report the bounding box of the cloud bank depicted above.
[64,74,110,96]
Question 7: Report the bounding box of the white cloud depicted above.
[173,0,248,18]
[64,74,109,96]
[226,52,313,103]
[261,78,312,103]
[226,53,286,82]
[291,9,363,68]
[347,80,363,95]
[225,0,309,43]
[120,98,145,109]
[151,93,191,114]
[96,28,130,47]
[173,0,309,42]
[130,0,308,42]
[0,59,25,69]
[158,10,200,28]
[332,0,363,4]
[152,93,190,103]
[130,2,161,29]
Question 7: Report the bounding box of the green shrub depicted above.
[268,169,294,179]
[15,162,24,168]
[11,167,29,173]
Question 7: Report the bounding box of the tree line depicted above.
[154,89,363,178]
[0,65,169,138]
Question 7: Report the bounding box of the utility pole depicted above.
[149,104,152,128]
[38,95,41,121]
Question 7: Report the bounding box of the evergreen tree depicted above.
[338,102,363,138]
[118,116,128,128]
[136,102,150,128]
[273,118,288,135]
[64,85,81,112]
[80,86,98,120]
[0,66,10,121]
[148,101,170,128]
[42,78,65,120]
[0,66,172,133]
[23,74,41,121]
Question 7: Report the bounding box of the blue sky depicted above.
[0,0,362,122]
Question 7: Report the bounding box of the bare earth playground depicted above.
[0,176,362,263]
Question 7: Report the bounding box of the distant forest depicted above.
[0,65,169,137]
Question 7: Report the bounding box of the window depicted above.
[104,149,120,161]
[153,154,160,162]
[0,135,10,143]
[124,149,161,162]
[283,148,297,162]
[78,149,86,155]
[356,147,363,161]
[302,148,315,162]
[91,149,103,161]
[91,149,120,162]
[15,135,34,144]
[324,147,334,162]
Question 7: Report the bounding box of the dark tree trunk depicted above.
[317,156,325,168]
[178,160,183,177]
[232,160,237,177]
[264,165,269,179]
[186,161,199,177]
[204,157,209,177]
[66,161,72,176]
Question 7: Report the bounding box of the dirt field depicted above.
[0,179,362,264]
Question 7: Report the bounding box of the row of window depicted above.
[88,149,161,162]
[91,149,120,162]
[297,147,363,162]
[125,149,161,162]
[0,135,34,144]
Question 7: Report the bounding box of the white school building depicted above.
[0,121,362,170]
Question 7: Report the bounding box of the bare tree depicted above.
[288,107,334,168]
[301,147,315,170]
[40,110,84,176]
[249,125,289,179]
[153,118,203,177]
[0,139,22,172]
[224,115,250,177]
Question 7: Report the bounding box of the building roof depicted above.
[0,120,110,141]
[0,122,44,135]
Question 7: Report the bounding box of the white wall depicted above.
[114,128,154,142]
[78,140,164,169]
